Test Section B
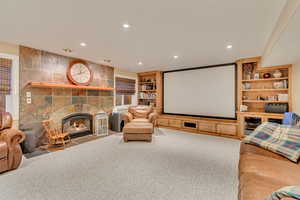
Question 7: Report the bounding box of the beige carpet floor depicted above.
[0,128,240,200]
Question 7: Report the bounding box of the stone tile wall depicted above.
[19,46,114,127]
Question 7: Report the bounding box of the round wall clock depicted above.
[67,60,93,86]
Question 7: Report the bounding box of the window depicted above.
[0,58,12,112]
[115,77,136,106]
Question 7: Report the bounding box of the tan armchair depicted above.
[0,112,26,173]
[123,105,158,125]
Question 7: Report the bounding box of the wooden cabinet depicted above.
[157,115,238,139]
[169,119,181,128]
[217,124,237,136]
[198,121,216,133]
[157,118,169,126]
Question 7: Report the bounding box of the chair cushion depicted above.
[132,118,149,123]
[123,122,153,134]
[239,173,293,200]
[240,142,289,162]
[239,154,300,185]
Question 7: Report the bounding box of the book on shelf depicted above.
[138,92,156,99]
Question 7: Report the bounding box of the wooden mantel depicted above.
[27,82,114,91]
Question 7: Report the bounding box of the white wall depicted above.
[293,60,300,114]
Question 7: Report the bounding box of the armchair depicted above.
[0,112,25,173]
[123,105,158,125]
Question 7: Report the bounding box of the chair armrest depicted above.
[0,128,26,147]
[122,112,133,124]
[149,112,158,124]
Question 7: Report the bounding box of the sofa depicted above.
[0,112,26,173]
[239,142,299,200]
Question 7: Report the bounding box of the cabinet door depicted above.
[198,121,216,133]
[169,119,181,128]
[217,124,237,136]
[157,119,169,126]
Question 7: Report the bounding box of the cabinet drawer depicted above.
[198,122,216,133]
[217,124,237,136]
[169,119,181,128]
[157,119,169,126]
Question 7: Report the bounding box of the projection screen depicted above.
[163,64,236,119]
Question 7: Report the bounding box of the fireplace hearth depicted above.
[62,113,93,138]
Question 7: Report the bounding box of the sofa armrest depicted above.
[122,112,133,124]
[0,129,26,147]
[149,112,158,124]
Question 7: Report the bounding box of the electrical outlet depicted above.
[26,98,32,104]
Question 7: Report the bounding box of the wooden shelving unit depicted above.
[27,82,114,91]
[137,71,162,113]
[236,57,293,138]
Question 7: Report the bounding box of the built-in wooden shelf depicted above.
[138,90,156,92]
[242,100,288,103]
[27,82,114,91]
[242,88,288,92]
[242,77,288,82]
[138,98,156,100]
[139,81,156,84]
[236,111,284,118]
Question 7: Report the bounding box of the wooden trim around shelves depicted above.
[27,82,114,91]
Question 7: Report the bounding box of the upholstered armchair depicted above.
[123,105,158,125]
[0,112,25,173]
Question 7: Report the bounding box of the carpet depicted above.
[0,128,240,200]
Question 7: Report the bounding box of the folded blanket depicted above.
[243,122,300,162]
[266,186,300,200]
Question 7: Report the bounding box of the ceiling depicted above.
[0,0,286,72]
[262,4,300,66]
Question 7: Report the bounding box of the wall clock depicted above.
[67,60,93,86]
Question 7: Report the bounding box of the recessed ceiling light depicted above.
[123,23,130,29]
[226,44,233,49]
[173,55,179,59]
[80,42,87,47]
[138,61,143,66]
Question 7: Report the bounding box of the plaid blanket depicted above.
[243,122,300,162]
[266,186,300,200]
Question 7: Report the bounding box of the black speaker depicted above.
[265,103,288,114]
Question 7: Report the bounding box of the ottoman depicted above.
[123,122,153,142]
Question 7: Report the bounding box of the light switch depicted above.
[26,92,31,98]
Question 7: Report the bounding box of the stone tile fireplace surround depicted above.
[19,46,114,151]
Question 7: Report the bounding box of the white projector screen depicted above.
[163,64,236,119]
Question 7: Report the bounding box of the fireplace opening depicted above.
[62,113,93,138]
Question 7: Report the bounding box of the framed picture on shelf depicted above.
[253,73,260,80]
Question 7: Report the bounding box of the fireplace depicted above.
[62,113,93,138]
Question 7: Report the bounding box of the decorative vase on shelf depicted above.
[273,70,282,78]
[263,73,271,79]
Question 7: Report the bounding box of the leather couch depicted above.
[123,105,158,125]
[239,142,299,200]
[0,112,25,173]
